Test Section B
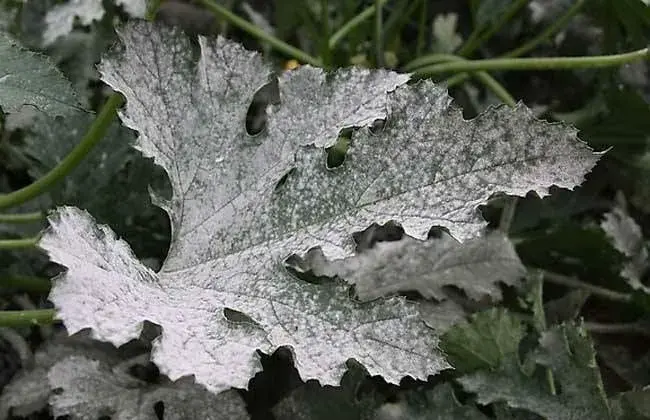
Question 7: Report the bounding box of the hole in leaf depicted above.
[245,348,303,417]
[153,401,164,419]
[368,118,387,134]
[138,320,163,345]
[353,221,404,252]
[128,361,161,383]
[284,248,337,285]
[326,128,353,168]
[274,168,296,191]
[223,307,261,328]
[246,78,279,136]
[427,225,451,239]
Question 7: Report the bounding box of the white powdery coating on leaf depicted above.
[43,0,104,46]
[41,20,599,394]
[41,207,165,346]
[337,233,526,302]
[116,0,146,17]
[601,202,650,293]
[271,66,409,148]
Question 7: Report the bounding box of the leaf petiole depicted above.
[0,93,124,210]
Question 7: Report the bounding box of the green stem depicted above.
[439,0,588,90]
[320,0,331,66]
[329,0,386,49]
[409,54,516,105]
[0,237,39,249]
[529,276,557,395]
[415,0,427,57]
[469,71,517,106]
[498,196,519,232]
[406,0,587,73]
[404,52,461,71]
[200,0,321,66]
[0,93,124,210]
[0,211,44,223]
[541,270,631,303]
[507,0,585,58]
[0,309,56,327]
[458,0,530,57]
[374,0,384,67]
[415,47,649,77]
[330,0,391,50]
[0,275,51,293]
[584,321,650,336]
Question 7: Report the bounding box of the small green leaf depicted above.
[458,323,613,420]
[441,308,525,373]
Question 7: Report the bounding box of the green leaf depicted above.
[458,323,614,420]
[0,31,81,117]
[611,388,650,420]
[38,21,598,393]
[441,308,525,373]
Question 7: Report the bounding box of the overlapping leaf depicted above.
[450,312,613,420]
[42,0,146,46]
[39,21,599,393]
[292,231,526,302]
[0,32,80,116]
[601,194,650,294]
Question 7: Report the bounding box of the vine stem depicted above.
[328,0,389,49]
[0,237,39,249]
[200,0,321,66]
[320,0,331,67]
[540,270,631,303]
[0,93,124,210]
[584,321,650,336]
[405,0,584,72]
[374,0,384,67]
[409,54,516,106]
[0,275,51,293]
[444,0,587,88]
[507,0,585,58]
[458,0,530,57]
[414,47,649,77]
[0,309,56,327]
[0,211,44,223]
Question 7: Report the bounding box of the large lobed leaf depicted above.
[39,21,599,393]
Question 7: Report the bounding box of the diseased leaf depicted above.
[0,331,125,420]
[294,231,526,302]
[0,32,80,116]
[42,0,146,47]
[601,193,650,294]
[39,21,599,393]
[42,0,104,47]
[49,356,249,420]
[457,323,614,420]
